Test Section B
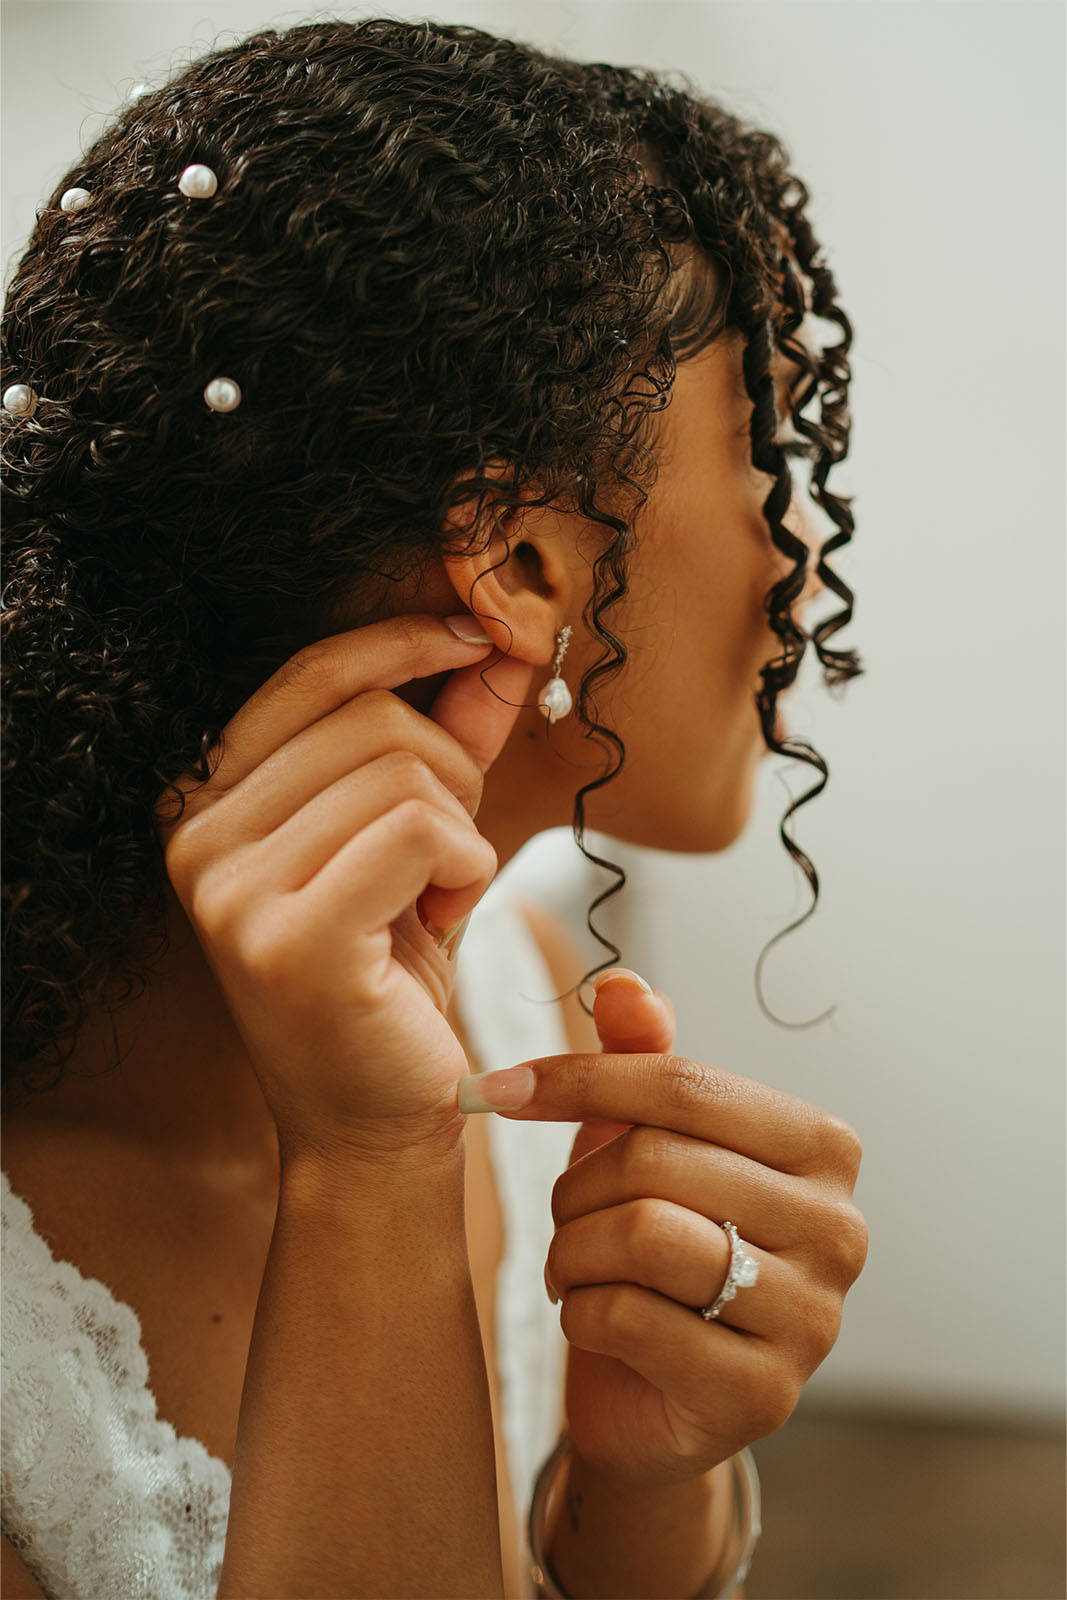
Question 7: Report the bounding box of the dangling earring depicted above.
[538,624,573,723]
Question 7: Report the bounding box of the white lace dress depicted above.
[1,878,575,1599]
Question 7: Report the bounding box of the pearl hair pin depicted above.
[176,165,236,409]
[203,377,242,413]
[178,164,218,199]
[10,141,243,423]
[3,385,38,417]
[538,624,573,723]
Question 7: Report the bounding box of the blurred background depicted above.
[4,3,1063,1596]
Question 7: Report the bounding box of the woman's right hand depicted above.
[153,613,533,1166]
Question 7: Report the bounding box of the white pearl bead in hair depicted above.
[3,384,37,417]
[203,377,242,413]
[127,83,151,102]
[60,187,91,213]
[178,164,218,199]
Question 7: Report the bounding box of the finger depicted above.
[245,753,474,893]
[592,970,676,1053]
[156,615,494,827]
[175,697,485,863]
[546,1199,800,1340]
[564,972,675,1166]
[428,650,535,773]
[468,1050,849,1180]
[557,1280,795,1440]
[298,798,497,943]
[549,1124,861,1282]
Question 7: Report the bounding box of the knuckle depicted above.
[390,613,426,653]
[556,1050,601,1116]
[376,739,481,818]
[550,1168,580,1227]
[380,747,433,792]
[160,825,197,895]
[762,1374,802,1436]
[281,641,336,693]
[658,1055,727,1118]
[800,1297,843,1367]
[236,908,300,986]
[359,687,408,727]
[161,809,218,898]
[598,1283,644,1347]
[187,871,237,941]
[841,1206,870,1279]
[625,1197,675,1259]
[391,795,444,844]
[747,1365,801,1438]
[821,1199,869,1281]
[620,1125,675,1190]
[823,1113,863,1172]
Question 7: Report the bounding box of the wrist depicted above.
[278,1128,467,1224]
[539,1439,736,1600]
[278,1117,467,1188]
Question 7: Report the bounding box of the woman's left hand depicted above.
[485,971,868,1493]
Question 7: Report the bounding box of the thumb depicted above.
[565,969,676,1166]
[427,649,534,774]
[592,968,676,1054]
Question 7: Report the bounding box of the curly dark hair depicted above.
[1,16,862,1104]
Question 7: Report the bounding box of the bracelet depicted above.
[527,1431,762,1599]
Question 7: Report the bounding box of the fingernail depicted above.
[457,1065,536,1114]
[591,967,652,994]
[436,913,472,960]
[544,1265,560,1306]
[445,613,493,643]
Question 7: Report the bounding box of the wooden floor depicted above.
[743,1401,1065,1600]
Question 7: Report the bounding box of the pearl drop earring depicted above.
[538,625,573,723]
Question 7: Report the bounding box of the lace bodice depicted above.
[0,1169,232,1598]
[1,877,574,1598]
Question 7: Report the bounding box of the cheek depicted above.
[583,465,782,745]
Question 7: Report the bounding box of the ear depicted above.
[439,461,577,666]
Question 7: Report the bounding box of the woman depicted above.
[1,17,869,1599]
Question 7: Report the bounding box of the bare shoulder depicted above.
[515,900,600,1057]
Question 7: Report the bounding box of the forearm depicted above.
[541,1446,738,1600]
[219,1142,504,1599]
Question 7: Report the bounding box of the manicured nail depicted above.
[436,913,472,960]
[445,613,493,643]
[544,1265,560,1306]
[458,1065,536,1114]
[591,967,652,994]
